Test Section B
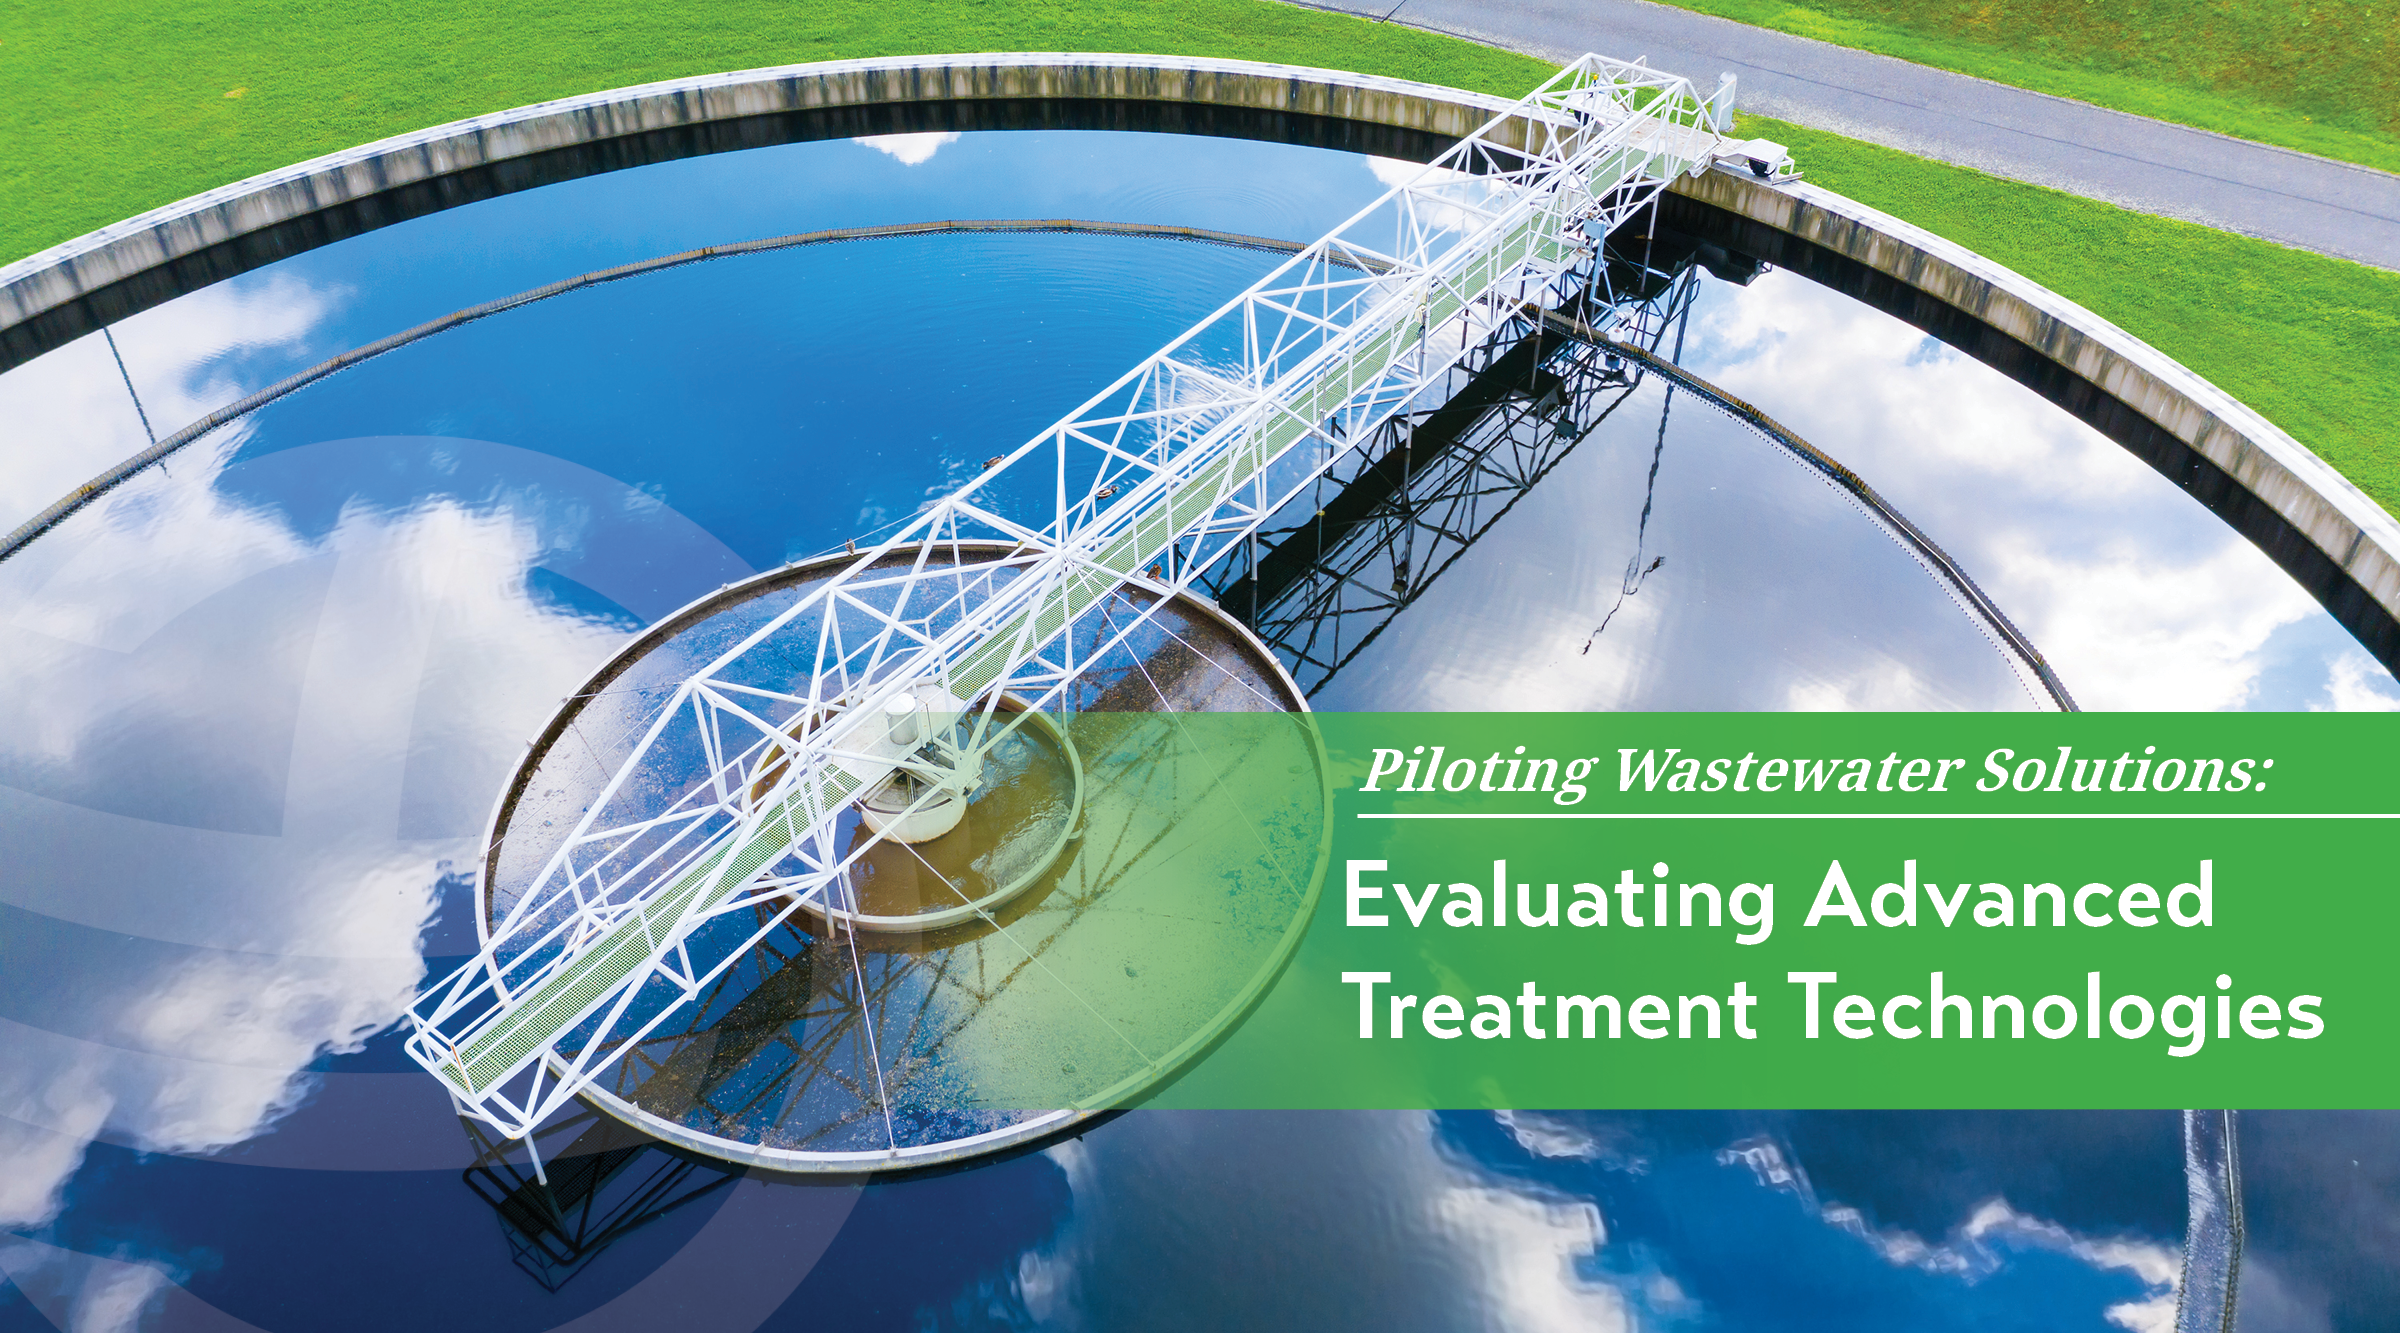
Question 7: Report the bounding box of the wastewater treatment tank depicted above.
[0,51,2394,1333]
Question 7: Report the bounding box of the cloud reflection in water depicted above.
[925,1109,2195,1332]
[1676,271,2400,712]
[0,436,747,1252]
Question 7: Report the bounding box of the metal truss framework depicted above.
[406,54,1738,1141]
[1205,267,1701,693]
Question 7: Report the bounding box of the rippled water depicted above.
[1,126,2393,1332]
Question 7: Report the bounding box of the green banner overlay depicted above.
[1115,713,2398,1112]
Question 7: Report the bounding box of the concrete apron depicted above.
[5,51,2393,672]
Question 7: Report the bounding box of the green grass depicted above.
[0,0,1553,267]
[0,1,2390,515]
[1662,0,2399,173]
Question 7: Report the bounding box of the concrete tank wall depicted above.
[6,51,2393,668]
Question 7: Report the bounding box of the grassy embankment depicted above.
[1658,0,2398,174]
[0,0,2392,512]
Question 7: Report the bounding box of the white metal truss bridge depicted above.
[405,54,1745,1143]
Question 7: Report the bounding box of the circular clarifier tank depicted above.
[3,107,2394,1330]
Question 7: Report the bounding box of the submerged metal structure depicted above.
[405,55,1748,1150]
[1205,261,1705,695]
[460,1109,736,1292]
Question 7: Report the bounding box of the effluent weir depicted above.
[402,57,1795,1172]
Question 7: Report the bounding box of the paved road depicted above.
[1305,0,2400,269]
